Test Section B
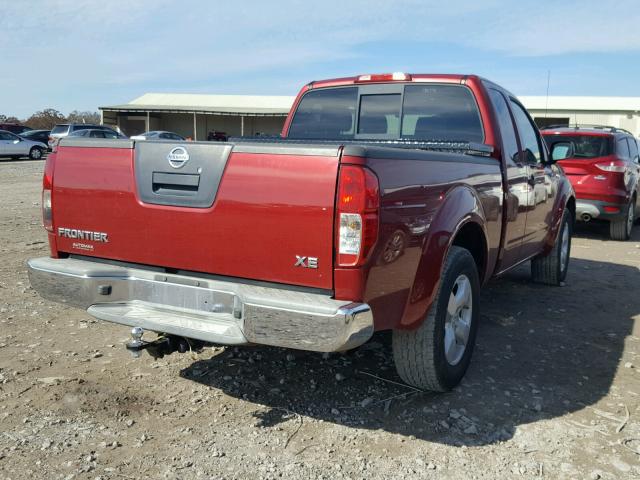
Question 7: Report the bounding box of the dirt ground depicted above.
[1,159,639,480]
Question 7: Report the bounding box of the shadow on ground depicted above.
[181,252,639,447]
[572,217,640,240]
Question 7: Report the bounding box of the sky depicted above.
[1,0,640,118]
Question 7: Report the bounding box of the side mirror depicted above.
[12,139,21,144]
[551,142,574,161]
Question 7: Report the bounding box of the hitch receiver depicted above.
[125,328,206,359]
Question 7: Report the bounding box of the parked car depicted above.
[207,130,228,142]
[68,128,126,139]
[48,124,117,150]
[19,129,51,144]
[0,123,32,135]
[130,131,185,141]
[542,125,640,240]
[0,130,47,160]
[28,73,575,392]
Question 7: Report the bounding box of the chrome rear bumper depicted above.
[27,257,373,352]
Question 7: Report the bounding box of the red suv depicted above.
[542,126,640,240]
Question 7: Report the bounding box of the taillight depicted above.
[336,165,379,267]
[42,189,53,231]
[596,161,626,173]
[42,154,54,232]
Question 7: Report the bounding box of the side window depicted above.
[0,132,13,140]
[488,89,519,164]
[509,99,543,164]
[616,137,630,160]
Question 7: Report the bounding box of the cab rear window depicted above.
[288,87,358,139]
[288,84,484,142]
[400,85,483,142]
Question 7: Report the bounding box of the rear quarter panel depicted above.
[336,151,503,331]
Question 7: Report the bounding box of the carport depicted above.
[100,93,295,139]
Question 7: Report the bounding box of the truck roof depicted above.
[309,73,478,89]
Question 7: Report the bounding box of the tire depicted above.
[392,246,480,392]
[609,201,634,241]
[531,208,572,285]
[29,147,44,160]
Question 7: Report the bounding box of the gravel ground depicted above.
[1,159,639,480]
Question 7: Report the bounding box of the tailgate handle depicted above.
[152,172,200,196]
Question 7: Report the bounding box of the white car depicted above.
[0,130,47,160]
[130,130,185,141]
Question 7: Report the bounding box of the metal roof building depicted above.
[100,93,640,139]
[520,96,640,135]
[101,93,294,139]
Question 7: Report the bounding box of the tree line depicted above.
[0,109,101,130]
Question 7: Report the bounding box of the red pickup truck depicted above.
[28,73,575,392]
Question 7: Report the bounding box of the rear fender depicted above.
[398,185,489,330]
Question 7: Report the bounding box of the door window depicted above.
[510,100,543,164]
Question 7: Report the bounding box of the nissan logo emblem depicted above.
[167,146,190,168]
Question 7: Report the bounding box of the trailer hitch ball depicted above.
[126,327,145,358]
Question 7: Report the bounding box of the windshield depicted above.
[542,134,612,159]
[287,84,484,142]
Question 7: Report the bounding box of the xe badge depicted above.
[295,255,318,269]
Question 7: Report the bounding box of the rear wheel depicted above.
[609,201,634,241]
[531,208,572,285]
[29,147,44,160]
[392,246,480,392]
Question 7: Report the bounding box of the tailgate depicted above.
[51,139,341,290]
